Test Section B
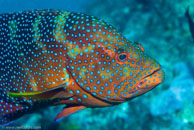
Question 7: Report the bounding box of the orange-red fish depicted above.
[0,9,164,125]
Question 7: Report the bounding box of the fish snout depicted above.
[137,68,164,90]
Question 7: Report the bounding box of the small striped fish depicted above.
[0,9,164,125]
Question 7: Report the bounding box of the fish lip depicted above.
[142,68,161,80]
[136,68,162,90]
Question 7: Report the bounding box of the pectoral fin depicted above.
[8,85,73,100]
[55,106,86,121]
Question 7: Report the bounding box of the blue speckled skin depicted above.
[0,9,164,125]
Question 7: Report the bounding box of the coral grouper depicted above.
[0,9,164,125]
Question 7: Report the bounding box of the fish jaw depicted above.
[113,66,164,101]
[137,69,164,90]
[128,69,164,98]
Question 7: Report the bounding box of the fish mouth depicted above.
[112,67,164,101]
[136,68,164,91]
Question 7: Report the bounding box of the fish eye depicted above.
[116,53,128,63]
[119,54,127,60]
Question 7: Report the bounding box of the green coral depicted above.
[178,103,194,123]
[58,123,79,130]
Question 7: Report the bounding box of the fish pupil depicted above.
[119,54,127,60]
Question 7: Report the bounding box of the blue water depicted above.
[0,0,194,130]
[0,0,95,13]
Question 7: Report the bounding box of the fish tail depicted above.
[0,100,31,125]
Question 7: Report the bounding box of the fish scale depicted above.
[0,9,164,125]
